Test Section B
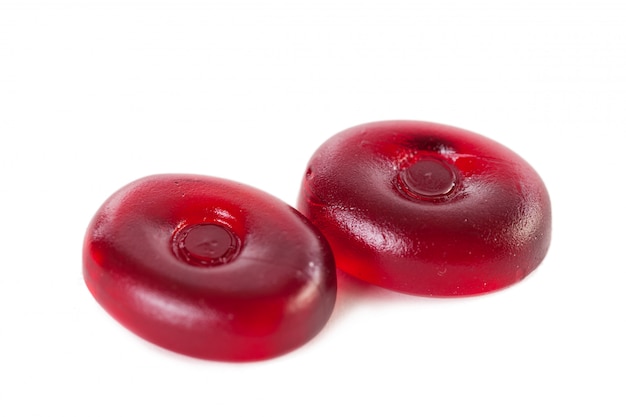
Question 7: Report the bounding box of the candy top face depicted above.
[298,120,551,296]
[88,175,329,296]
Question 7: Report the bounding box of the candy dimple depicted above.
[172,223,240,267]
[397,158,457,199]
[297,120,551,296]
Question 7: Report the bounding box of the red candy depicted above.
[83,174,336,361]
[297,121,551,296]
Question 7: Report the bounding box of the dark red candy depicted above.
[83,174,336,361]
[297,121,551,296]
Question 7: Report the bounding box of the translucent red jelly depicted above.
[83,174,336,361]
[297,121,551,296]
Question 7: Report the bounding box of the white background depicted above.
[1,1,625,416]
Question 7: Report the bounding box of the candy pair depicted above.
[83,120,551,361]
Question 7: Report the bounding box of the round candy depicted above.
[83,174,336,361]
[297,121,551,296]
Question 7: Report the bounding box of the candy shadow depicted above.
[326,270,453,327]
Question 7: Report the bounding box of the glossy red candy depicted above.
[83,174,336,361]
[298,121,551,296]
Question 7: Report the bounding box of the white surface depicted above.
[1,1,625,416]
